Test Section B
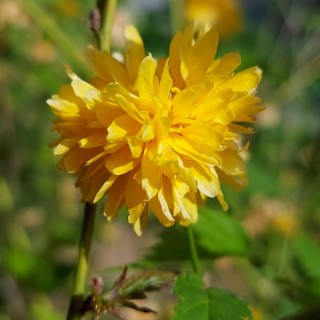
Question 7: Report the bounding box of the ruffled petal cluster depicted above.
[48,23,263,234]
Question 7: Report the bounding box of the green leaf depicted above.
[142,207,249,265]
[29,296,63,320]
[142,225,225,265]
[247,161,279,197]
[173,273,208,319]
[173,273,252,320]
[143,225,196,264]
[194,206,249,256]
[4,248,37,280]
[118,270,176,299]
[141,225,208,265]
[293,234,320,279]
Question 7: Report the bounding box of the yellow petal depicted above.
[180,41,202,85]
[217,190,228,211]
[85,150,109,166]
[179,196,198,223]
[93,174,117,203]
[169,31,185,89]
[126,136,144,158]
[79,168,116,203]
[136,120,155,142]
[208,52,241,75]
[178,163,197,193]
[86,46,131,87]
[230,95,264,122]
[54,139,77,155]
[157,187,172,223]
[134,55,156,99]
[125,25,145,81]
[141,153,161,199]
[220,67,262,92]
[95,100,123,127]
[171,83,206,117]
[126,174,147,223]
[153,145,179,168]
[76,158,105,184]
[193,27,218,73]
[158,59,173,105]
[149,197,175,227]
[79,133,106,149]
[104,175,127,219]
[105,146,140,175]
[172,178,197,222]
[53,122,85,136]
[186,160,219,197]
[191,88,236,125]
[157,177,173,220]
[228,123,254,134]
[105,84,148,123]
[107,114,140,142]
[181,123,224,149]
[172,178,188,216]
[154,113,170,140]
[133,206,148,236]
[67,67,100,108]
[171,134,221,167]
[178,23,217,84]
[219,148,246,177]
[103,140,127,154]
[216,167,247,191]
[58,148,98,172]
[47,96,79,117]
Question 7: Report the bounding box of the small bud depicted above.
[89,8,101,35]
[90,275,104,294]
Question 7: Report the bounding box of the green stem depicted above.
[67,203,96,320]
[66,1,118,318]
[277,235,289,279]
[16,0,88,76]
[98,0,118,53]
[187,226,202,275]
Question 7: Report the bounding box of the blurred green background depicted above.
[0,0,319,319]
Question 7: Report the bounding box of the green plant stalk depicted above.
[16,0,88,76]
[277,234,290,278]
[187,226,202,275]
[67,203,96,320]
[98,0,118,53]
[66,1,118,318]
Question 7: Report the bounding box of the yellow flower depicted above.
[272,210,298,236]
[56,0,79,17]
[48,23,263,234]
[250,306,264,320]
[185,0,243,38]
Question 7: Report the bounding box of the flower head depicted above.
[185,0,243,38]
[48,23,263,234]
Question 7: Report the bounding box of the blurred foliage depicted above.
[0,0,319,319]
[173,273,252,320]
